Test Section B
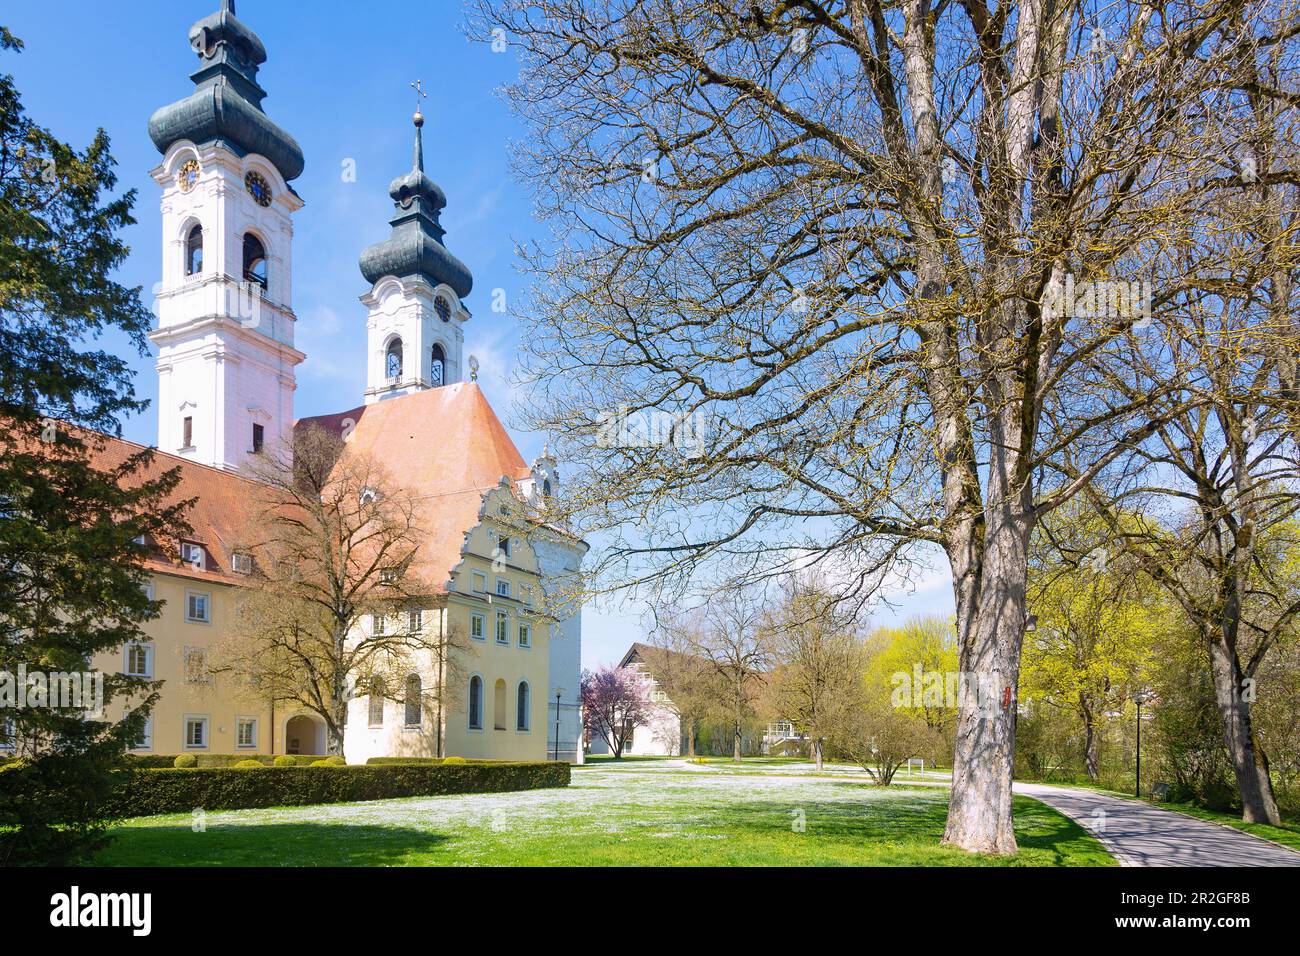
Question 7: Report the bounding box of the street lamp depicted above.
[553,687,564,762]
[1133,690,1154,798]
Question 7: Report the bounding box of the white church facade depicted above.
[83,0,585,763]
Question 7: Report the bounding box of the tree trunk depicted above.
[813,737,824,771]
[1082,702,1100,782]
[943,475,1031,854]
[1208,639,1281,825]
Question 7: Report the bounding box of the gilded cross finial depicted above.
[410,79,428,127]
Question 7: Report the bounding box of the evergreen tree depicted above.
[0,27,188,864]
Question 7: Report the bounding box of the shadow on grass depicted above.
[90,822,450,867]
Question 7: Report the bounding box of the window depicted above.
[521,586,533,607]
[0,716,15,751]
[430,344,445,387]
[495,611,509,644]
[185,224,203,275]
[180,541,204,569]
[542,479,552,499]
[380,568,399,586]
[470,613,485,641]
[184,716,209,750]
[186,590,211,623]
[359,487,379,506]
[493,678,507,730]
[242,233,267,288]
[408,609,422,633]
[371,613,387,637]
[251,423,264,454]
[472,572,487,593]
[124,642,153,678]
[386,338,403,381]
[231,552,253,574]
[183,647,208,684]
[182,415,194,449]
[498,536,512,558]
[404,674,422,727]
[518,622,531,648]
[495,578,511,598]
[129,715,152,751]
[369,678,385,727]
[516,681,530,731]
[468,676,483,730]
[236,717,257,749]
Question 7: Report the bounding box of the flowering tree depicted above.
[581,665,655,758]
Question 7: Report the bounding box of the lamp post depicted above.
[553,687,564,762]
[1134,690,1153,798]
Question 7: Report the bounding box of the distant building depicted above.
[587,643,689,756]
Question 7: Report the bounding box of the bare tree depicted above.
[762,578,867,769]
[468,0,1296,851]
[217,426,464,756]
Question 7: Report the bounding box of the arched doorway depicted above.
[284,715,324,755]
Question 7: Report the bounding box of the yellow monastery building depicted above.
[81,1,586,763]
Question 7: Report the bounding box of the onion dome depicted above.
[147,0,304,182]
[358,115,473,299]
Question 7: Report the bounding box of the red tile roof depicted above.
[297,383,533,593]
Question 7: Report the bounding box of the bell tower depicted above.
[147,0,305,469]
[358,89,473,404]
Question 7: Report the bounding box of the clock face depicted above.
[244,171,272,207]
[177,159,201,194]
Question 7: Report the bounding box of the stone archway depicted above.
[284,715,324,756]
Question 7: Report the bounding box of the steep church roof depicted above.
[296,382,532,592]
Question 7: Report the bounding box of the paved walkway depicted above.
[1014,782,1300,867]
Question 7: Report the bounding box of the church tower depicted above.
[358,105,473,404]
[146,0,305,470]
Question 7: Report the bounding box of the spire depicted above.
[358,103,474,299]
[148,1,304,181]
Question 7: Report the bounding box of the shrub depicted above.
[173,754,197,769]
[309,760,330,767]
[131,754,327,768]
[443,756,468,765]
[273,756,295,768]
[98,762,571,817]
[323,756,346,766]
[233,760,264,769]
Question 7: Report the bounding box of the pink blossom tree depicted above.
[581,665,654,759]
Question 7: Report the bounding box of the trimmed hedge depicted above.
[365,756,503,766]
[103,762,570,817]
[129,754,331,769]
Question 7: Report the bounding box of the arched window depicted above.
[404,674,422,727]
[493,678,507,731]
[368,677,385,727]
[430,344,445,387]
[386,338,403,381]
[542,479,553,499]
[185,225,203,276]
[468,675,483,730]
[242,233,267,288]
[516,681,530,731]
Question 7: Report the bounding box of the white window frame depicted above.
[180,541,205,570]
[183,715,209,750]
[231,552,253,574]
[408,609,422,633]
[495,610,509,645]
[472,571,487,593]
[516,681,530,733]
[183,646,209,684]
[518,621,531,648]
[495,578,511,598]
[124,641,154,678]
[0,716,15,751]
[236,716,258,749]
[470,612,485,642]
[185,589,211,624]
[372,613,387,637]
[468,674,484,732]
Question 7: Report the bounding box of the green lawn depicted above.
[89,764,1113,866]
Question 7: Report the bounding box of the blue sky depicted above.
[4,0,953,663]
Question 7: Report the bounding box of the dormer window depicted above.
[180,542,205,570]
[360,487,380,507]
[380,568,399,586]
[231,552,253,575]
[386,339,403,381]
[242,233,267,289]
[185,225,203,276]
